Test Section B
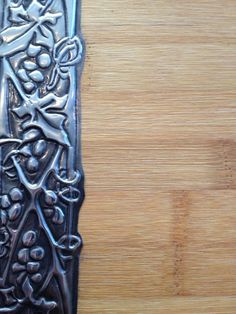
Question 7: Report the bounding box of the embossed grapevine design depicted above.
[0,0,84,313]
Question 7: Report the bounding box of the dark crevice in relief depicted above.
[0,0,84,313]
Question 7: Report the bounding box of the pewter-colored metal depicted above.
[0,1,84,313]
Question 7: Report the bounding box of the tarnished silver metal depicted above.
[0,1,84,313]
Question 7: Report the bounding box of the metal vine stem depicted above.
[0,0,84,313]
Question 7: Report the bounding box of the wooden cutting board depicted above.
[79,1,236,313]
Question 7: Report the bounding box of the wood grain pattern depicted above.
[79,1,236,313]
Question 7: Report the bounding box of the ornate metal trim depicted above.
[0,1,84,313]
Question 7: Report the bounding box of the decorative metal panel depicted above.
[0,1,84,313]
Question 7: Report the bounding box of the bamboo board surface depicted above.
[79,1,236,313]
